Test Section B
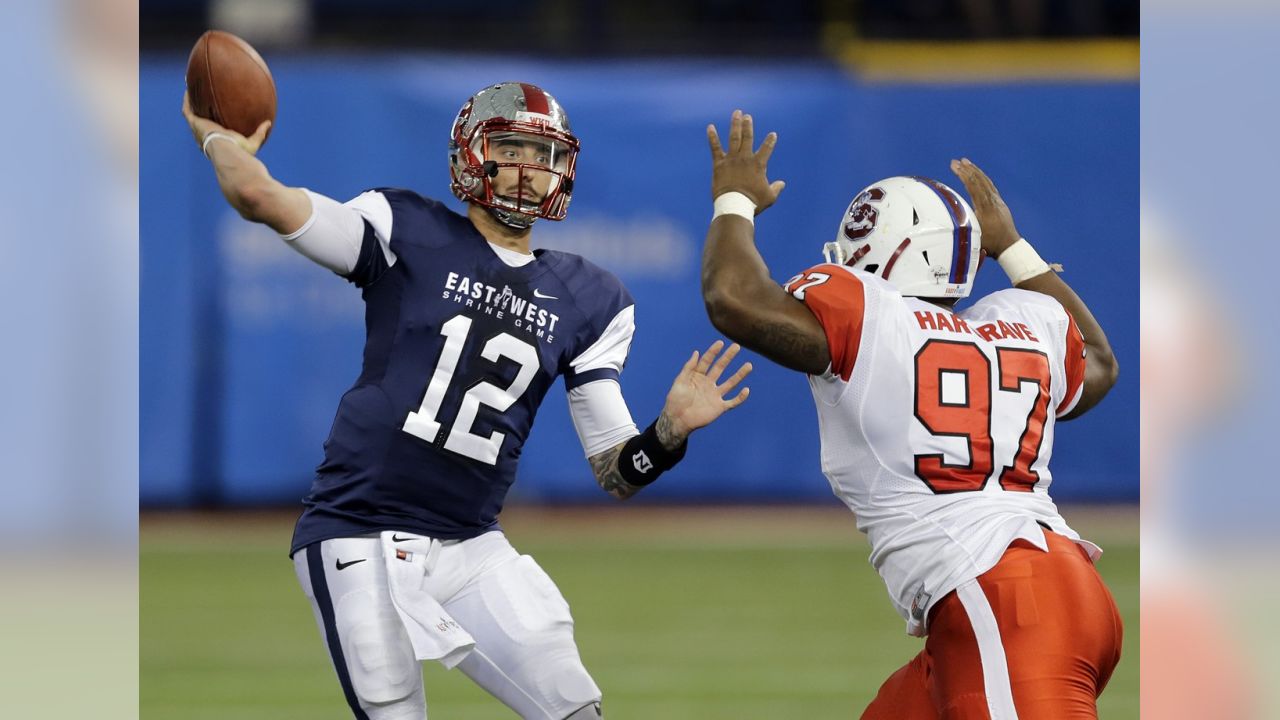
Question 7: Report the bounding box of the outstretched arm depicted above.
[587,341,752,500]
[182,91,310,234]
[587,413,687,501]
[700,111,830,376]
[951,158,1118,419]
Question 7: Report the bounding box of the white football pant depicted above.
[293,530,602,719]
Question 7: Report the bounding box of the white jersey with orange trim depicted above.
[782,263,1096,636]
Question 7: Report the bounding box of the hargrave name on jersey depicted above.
[443,271,562,343]
[914,310,1040,343]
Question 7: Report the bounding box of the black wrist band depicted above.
[618,419,688,487]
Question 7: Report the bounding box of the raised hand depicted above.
[657,340,753,446]
[182,90,272,156]
[951,157,1020,259]
[707,110,786,215]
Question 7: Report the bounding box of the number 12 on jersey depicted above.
[402,314,540,465]
[913,339,1051,494]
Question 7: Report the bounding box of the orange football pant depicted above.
[861,530,1123,719]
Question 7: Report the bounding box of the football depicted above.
[186,30,276,142]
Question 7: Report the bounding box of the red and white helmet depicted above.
[449,82,579,229]
[823,176,984,299]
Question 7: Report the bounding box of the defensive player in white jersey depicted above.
[182,84,753,719]
[699,111,1121,718]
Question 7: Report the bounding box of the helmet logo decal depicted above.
[515,110,554,125]
[843,187,886,241]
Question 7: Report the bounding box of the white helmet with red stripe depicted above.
[449,82,579,229]
[823,176,983,299]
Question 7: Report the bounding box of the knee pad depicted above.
[338,590,421,706]
[563,700,603,719]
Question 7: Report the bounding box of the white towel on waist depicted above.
[380,531,475,669]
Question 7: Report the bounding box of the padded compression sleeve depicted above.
[568,379,639,458]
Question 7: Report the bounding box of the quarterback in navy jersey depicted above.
[184,82,751,720]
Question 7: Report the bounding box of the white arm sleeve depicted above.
[279,189,397,275]
[568,379,640,458]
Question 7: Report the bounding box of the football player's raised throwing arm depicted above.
[700,111,830,375]
[182,92,311,234]
[951,158,1119,419]
[183,91,385,277]
[579,341,752,500]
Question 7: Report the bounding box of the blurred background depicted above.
[2,0,137,717]
[1142,2,1280,718]
[138,1,1139,718]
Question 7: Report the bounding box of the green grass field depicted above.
[141,505,1137,719]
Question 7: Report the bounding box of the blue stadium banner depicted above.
[142,55,1138,505]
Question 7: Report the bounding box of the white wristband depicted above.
[713,192,756,225]
[202,131,238,158]
[997,238,1052,285]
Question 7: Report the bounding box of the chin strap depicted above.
[487,205,538,229]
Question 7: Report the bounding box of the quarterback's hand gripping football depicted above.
[660,340,753,441]
[708,110,786,214]
[183,90,272,156]
[951,158,1020,258]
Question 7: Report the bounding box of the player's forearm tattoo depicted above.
[655,411,686,451]
[751,319,827,371]
[590,444,642,501]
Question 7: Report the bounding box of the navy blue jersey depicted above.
[291,189,634,554]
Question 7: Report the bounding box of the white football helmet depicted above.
[823,176,983,299]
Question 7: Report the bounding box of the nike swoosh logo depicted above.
[391,534,415,542]
[532,289,558,300]
[335,558,367,571]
